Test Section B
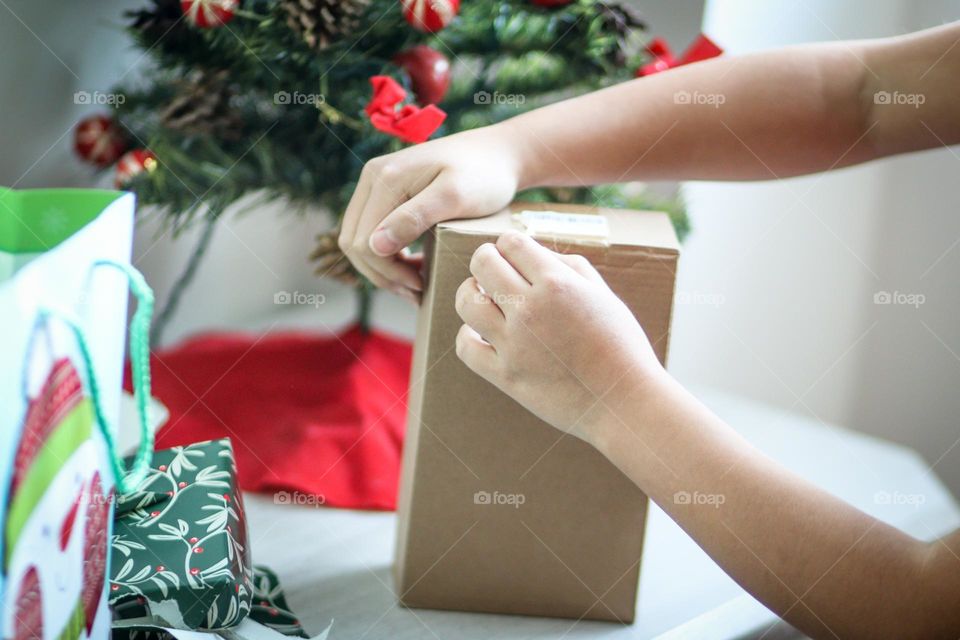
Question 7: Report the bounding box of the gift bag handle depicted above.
[32,259,155,495]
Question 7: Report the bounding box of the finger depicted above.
[338,161,376,254]
[401,249,424,272]
[393,285,421,306]
[352,178,423,291]
[556,252,604,284]
[495,231,567,284]
[455,277,504,343]
[350,256,393,291]
[363,253,423,294]
[455,324,498,380]
[370,172,456,258]
[470,243,528,303]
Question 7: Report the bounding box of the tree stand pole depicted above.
[357,284,372,334]
[150,215,219,346]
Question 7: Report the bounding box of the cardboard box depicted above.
[395,202,679,622]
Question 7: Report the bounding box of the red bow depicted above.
[636,34,723,77]
[365,76,446,144]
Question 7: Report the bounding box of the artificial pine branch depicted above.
[112,0,686,320]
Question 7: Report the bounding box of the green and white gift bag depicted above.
[0,188,154,640]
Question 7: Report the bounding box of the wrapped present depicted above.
[109,438,253,630]
[111,566,309,640]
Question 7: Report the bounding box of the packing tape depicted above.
[512,210,610,246]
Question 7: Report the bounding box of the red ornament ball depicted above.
[401,0,459,33]
[180,0,238,28]
[74,115,127,168]
[115,150,158,188]
[393,45,451,105]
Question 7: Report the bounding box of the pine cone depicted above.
[160,70,242,138]
[310,228,361,287]
[281,0,371,51]
[597,1,646,66]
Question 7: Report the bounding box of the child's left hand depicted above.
[454,230,666,443]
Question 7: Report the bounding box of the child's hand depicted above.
[454,230,666,443]
[338,126,521,297]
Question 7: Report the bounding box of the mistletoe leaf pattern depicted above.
[110,567,309,640]
[130,564,153,583]
[249,566,311,638]
[149,575,169,599]
[115,558,134,581]
[109,439,252,630]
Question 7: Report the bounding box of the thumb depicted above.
[370,174,461,256]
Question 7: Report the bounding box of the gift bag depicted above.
[0,188,154,640]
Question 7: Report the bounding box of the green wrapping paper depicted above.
[110,566,308,640]
[249,566,308,638]
[109,438,253,630]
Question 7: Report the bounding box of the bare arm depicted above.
[503,22,960,187]
[338,22,960,296]
[594,375,960,639]
[454,231,960,640]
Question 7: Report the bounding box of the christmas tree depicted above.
[77,0,701,342]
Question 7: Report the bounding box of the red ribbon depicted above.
[636,34,723,77]
[365,75,446,144]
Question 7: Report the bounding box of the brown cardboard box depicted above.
[395,202,679,622]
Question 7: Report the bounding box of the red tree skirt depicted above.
[126,324,412,510]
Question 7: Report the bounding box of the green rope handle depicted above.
[38,260,155,495]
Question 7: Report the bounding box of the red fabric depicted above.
[365,75,446,143]
[125,324,412,510]
[636,34,723,77]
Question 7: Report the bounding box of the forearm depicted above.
[495,22,960,190]
[589,373,960,639]
[497,42,874,188]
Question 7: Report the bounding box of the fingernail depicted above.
[393,286,418,305]
[370,227,398,256]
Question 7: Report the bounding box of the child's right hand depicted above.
[337,125,522,297]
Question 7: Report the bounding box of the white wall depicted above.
[672,0,960,494]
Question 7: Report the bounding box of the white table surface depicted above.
[131,295,959,639]
[230,385,960,640]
